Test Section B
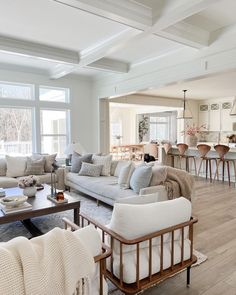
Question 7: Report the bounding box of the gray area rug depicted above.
[0,190,207,294]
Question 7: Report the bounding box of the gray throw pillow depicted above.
[25,157,45,175]
[79,162,103,177]
[71,152,92,173]
[130,165,152,194]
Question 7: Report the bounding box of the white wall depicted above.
[0,69,95,153]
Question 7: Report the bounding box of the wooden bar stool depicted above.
[197,144,216,182]
[163,143,174,165]
[213,144,236,186]
[176,143,197,174]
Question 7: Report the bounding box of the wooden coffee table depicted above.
[0,184,80,237]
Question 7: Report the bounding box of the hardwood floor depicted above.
[144,177,236,295]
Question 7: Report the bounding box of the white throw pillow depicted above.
[118,162,135,189]
[92,154,112,176]
[114,160,130,177]
[6,155,27,177]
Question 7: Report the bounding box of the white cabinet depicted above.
[198,104,209,129]
[198,101,233,132]
[221,102,232,131]
[209,103,220,131]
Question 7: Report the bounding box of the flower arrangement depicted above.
[18,175,38,188]
[181,124,207,136]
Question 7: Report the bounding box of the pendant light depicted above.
[177,89,193,119]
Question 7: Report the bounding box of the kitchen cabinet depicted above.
[198,104,209,129]
[198,101,233,132]
[209,103,220,131]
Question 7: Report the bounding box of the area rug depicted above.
[0,191,207,294]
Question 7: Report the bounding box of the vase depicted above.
[186,135,198,147]
[23,186,37,197]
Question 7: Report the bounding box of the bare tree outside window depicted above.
[0,108,32,155]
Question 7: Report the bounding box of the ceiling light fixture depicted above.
[177,89,193,119]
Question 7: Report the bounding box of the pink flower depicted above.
[18,175,38,188]
[181,124,207,136]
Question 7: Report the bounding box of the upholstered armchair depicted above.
[76,197,198,295]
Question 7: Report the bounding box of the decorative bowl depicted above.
[0,195,28,208]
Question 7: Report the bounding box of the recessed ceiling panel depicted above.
[185,0,236,32]
[0,0,131,51]
[107,34,182,63]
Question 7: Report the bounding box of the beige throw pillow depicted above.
[118,162,135,189]
[92,154,112,176]
[114,160,130,177]
[44,154,57,172]
[25,157,45,175]
[6,155,27,177]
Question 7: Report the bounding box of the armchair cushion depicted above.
[109,197,191,240]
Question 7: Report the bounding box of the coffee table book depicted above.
[1,202,32,215]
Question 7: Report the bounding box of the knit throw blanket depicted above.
[0,227,95,295]
[164,166,194,201]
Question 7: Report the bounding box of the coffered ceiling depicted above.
[0,0,235,83]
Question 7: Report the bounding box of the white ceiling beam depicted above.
[86,58,129,73]
[156,21,210,49]
[50,29,138,79]
[54,0,152,30]
[0,36,79,64]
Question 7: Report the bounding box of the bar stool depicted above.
[197,144,216,182]
[176,143,197,174]
[214,144,236,186]
[163,143,173,165]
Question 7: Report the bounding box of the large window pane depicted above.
[39,87,69,103]
[41,136,66,158]
[0,82,33,100]
[40,109,68,158]
[0,108,32,155]
[40,110,66,134]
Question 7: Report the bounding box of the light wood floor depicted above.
[144,177,236,295]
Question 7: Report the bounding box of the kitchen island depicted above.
[159,143,236,183]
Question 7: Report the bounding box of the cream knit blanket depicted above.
[164,166,194,201]
[0,227,95,295]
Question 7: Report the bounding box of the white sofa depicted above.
[0,157,64,190]
[64,162,169,206]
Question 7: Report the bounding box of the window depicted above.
[0,107,32,155]
[149,116,170,141]
[0,82,34,100]
[40,110,68,157]
[39,86,69,103]
[0,81,71,157]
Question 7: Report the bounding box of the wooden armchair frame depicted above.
[63,217,111,295]
[73,212,198,295]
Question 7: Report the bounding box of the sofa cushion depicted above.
[0,177,18,188]
[32,153,57,173]
[130,165,152,194]
[114,160,130,177]
[110,160,118,176]
[79,163,103,177]
[118,162,135,189]
[150,166,167,186]
[71,152,92,173]
[6,155,27,178]
[0,158,6,176]
[66,173,137,201]
[25,157,45,175]
[92,154,112,176]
